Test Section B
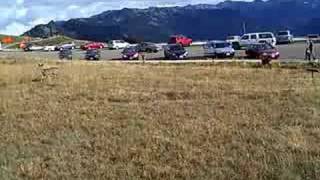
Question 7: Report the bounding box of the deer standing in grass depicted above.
[35,63,59,82]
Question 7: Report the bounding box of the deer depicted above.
[34,63,59,82]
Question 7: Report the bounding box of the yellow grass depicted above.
[0,60,319,179]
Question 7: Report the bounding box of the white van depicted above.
[108,40,130,50]
[240,32,276,48]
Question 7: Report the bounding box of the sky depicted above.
[1,0,226,36]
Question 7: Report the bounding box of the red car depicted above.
[81,42,105,50]
[245,43,280,59]
[168,35,192,47]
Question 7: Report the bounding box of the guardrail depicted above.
[293,37,307,43]
[191,41,206,46]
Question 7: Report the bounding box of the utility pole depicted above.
[242,22,247,34]
[49,26,53,37]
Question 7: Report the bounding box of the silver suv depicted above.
[203,41,235,58]
[276,30,293,44]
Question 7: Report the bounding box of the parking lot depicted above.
[0,43,318,62]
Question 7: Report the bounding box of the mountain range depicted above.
[23,0,320,42]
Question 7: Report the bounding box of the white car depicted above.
[59,42,76,50]
[240,32,276,48]
[307,34,320,43]
[108,40,130,50]
[203,41,235,58]
[29,46,44,51]
[43,46,56,51]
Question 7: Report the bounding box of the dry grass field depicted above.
[0,60,319,179]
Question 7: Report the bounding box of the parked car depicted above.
[81,42,105,50]
[43,46,56,51]
[136,42,161,53]
[164,44,188,60]
[168,35,192,47]
[57,42,76,50]
[240,32,276,48]
[59,49,72,60]
[307,34,319,39]
[23,43,44,51]
[122,47,139,60]
[226,36,241,50]
[23,43,32,51]
[85,49,101,60]
[245,43,280,59]
[203,41,235,58]
[108,40,130,50]
[276,30,294,44]
[307,34,320,43]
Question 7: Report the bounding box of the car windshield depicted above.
[169,45,183,51]
[60,49,70,52]
[215,43,230,48]
[252,44,273,50]
[123,48,136,53]
[278,31,289,36]
[60,50,71,54]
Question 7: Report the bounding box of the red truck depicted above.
[80,42,105,50]
[168,35,192,47]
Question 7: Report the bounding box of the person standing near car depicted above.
[308,39,314,61]
[138,50,146,63]
[305,46,311,61]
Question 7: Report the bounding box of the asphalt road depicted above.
[1,43,319,61]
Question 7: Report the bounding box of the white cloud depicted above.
[0,22,29,35]
[16,8,28,18]
[16,0,24,5]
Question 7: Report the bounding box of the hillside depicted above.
[24,0,320,42]
[31,35,88,46]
